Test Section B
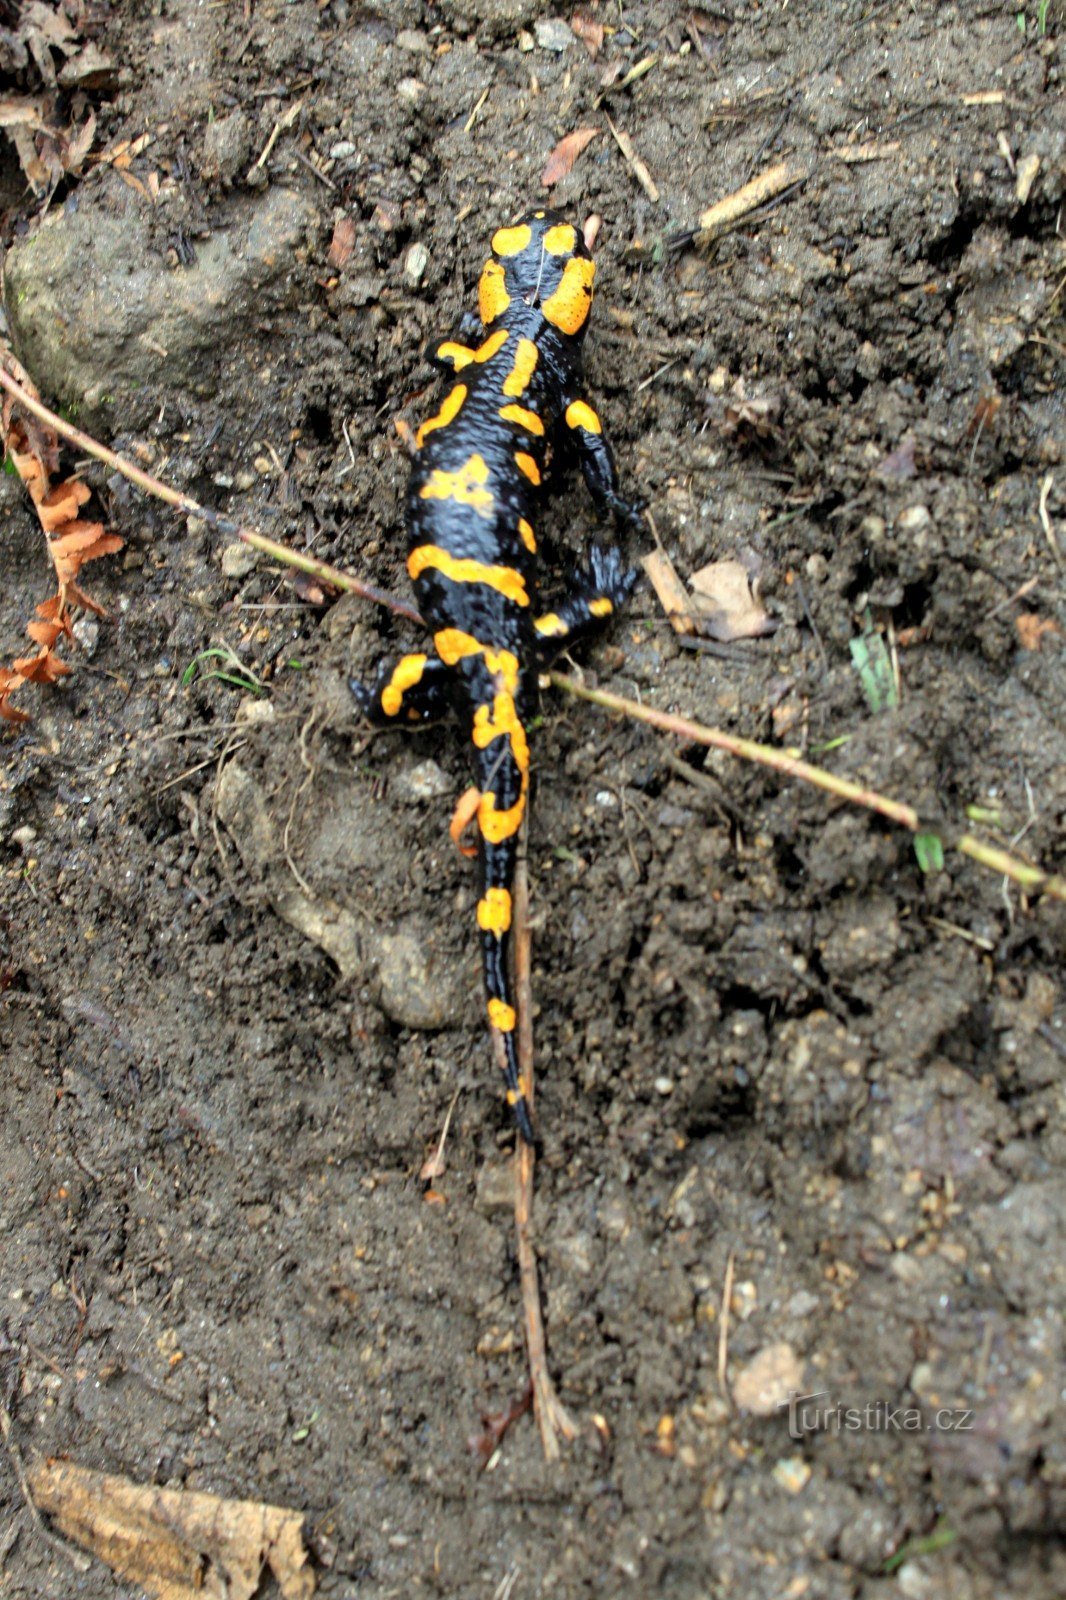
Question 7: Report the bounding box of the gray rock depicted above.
[374,927,459,1030]
[220,541,259,578]
[534,17,573,50]
[202,108,252,185]
[4,178,317,424]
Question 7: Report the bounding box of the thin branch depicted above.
[0,361,421,625]
[511,820,576,1460]
[548,672,1066,905]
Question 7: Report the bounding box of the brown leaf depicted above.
[10,122,50,193]
[0,668,29,723]
[26,618,65,648]
[1016,613,1062,651]
[0,96,46,130]
[26,1459,315,1600]
[689,559,777,642]
[37,477,91,533]
[571,13,604,57]
[58,42,117,91]
[327,214,356,269]
[13,646,71,683]
[541,126,600,188]
[62,109,97,175]
[875,434,917,481]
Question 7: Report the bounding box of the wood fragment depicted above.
[961,90,1005,106]
[834,140,900,163]
[695,160,807,243]
[464,85,490,135]
[1038,472,1060,565]
[606,117,659,202]
[25,1460,314,1600]
[718,1250,735,1404]
[641,549,698,634]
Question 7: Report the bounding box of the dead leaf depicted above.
[875,434,917,480]
[12,647,71,682]
[720,382,781,441]
[0,97,47,130]
[58,42,117,91]
[570,13,604,57]
[37,478,91,533]
[26,1459,315,1600]
[541,126,599,188]
[1016,613,1061,651]
[327,214,356,269]
[62,110,96,175]
[689,560,776,641]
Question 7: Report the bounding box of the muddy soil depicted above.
[2,2,1065,1596]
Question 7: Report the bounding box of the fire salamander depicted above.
[352,210,642,1143]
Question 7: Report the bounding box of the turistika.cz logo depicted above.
[781,1391,976,1441]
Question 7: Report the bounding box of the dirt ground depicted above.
[2,1,1065,1596]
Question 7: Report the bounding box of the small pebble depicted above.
[72,617,100,657]
[405,242,429,286]
[654,1076,675,1096]
[394,759,451,802]
[772,1456,811,1495]
[221,542,258,578]
[897,504,932,533]
[518,29,534,52]
[535,18,573,51]
[329,140,357,161]
[396,77,426,107]
[10,825,37,850]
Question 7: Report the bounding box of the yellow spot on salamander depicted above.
[535,612,567,638]
[479,258,510,324]
[479,783,527,843]
[437,341,476,370]
[475,328,509,362]
[499,403,544,436]
[589,596,614,617]
[515,451,541,486]
[416,383,467,447]
[408,545,530,606]
[488,998,517,1032]
[502,338,538,398]
[518,517,536,553]
[380,653,427,717]
[418,452,494,516]
[565,399,602,434]
[482,648,520,693]
[542,256,596,335]
[477,887,513,937]
[472,692,530,772]
[543,223,577,256]
[492,223,532,257]
[433,628,483,665]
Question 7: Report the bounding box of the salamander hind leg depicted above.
[535,544,638,664]
[350,652,453,726]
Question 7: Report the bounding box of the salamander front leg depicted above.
[425,310,485,374]
[562,393,645,533]
[534,544,638,665]
[350,652,453,726]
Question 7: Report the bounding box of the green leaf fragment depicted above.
[914,832,945,873]
[849,630,898,712]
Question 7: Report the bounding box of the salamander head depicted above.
[478,209,596,340]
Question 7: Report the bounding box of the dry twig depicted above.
[510,821,577,1460]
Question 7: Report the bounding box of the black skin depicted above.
[352,209,643,1143]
